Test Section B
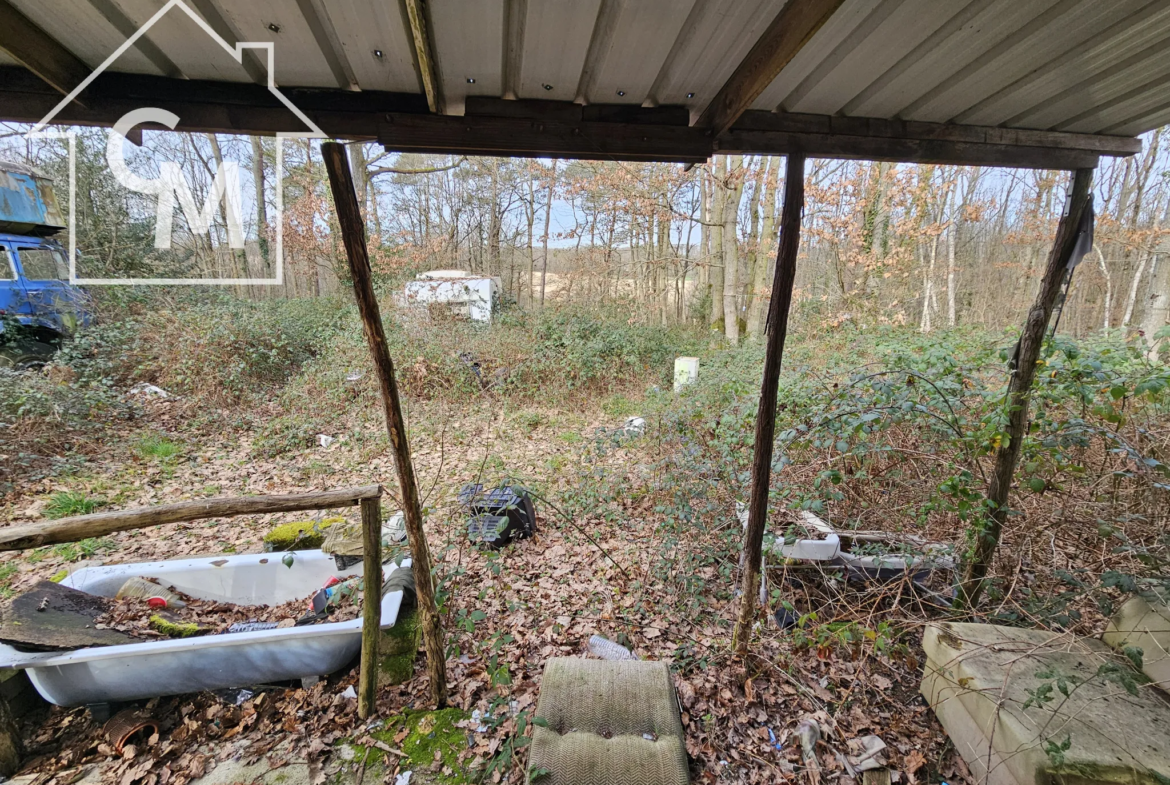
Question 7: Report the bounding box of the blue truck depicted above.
[0,160,91,370]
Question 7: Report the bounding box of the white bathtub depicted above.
[0,550,409,706]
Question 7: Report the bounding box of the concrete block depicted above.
[921,622,1170,785]
[1104,590,1170,690]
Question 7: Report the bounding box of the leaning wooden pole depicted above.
[321,141,448,709]
[734,152,805,655]
[956,167,1093,609]
[357,495,383,718]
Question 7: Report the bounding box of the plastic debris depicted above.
[587,634,636,661]
[316,434,335,448]
[394,772,412,785]
[115,577,187,608]
[129,383,171,399]
[225,621,279,634]
[773,606,800,630]
[460,484,537,548]
[768,727,783,752]
[846,735,888,772]
[621,416,646,436]
[341,685,357,699]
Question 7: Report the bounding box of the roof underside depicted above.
[1,0,1166,167]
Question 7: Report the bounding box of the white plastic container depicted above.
[404,274,497,323]
[772,512,842,561]
[0,551,409,706]
[673,357,699,392]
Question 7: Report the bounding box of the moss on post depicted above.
[378,608,421,686]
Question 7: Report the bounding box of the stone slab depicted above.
[921,622,1170,785]
[1104,591,1170,690]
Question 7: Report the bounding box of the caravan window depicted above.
[0,248,14,281]
[18,247,69,281]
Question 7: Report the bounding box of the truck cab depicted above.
[0,161,91,370]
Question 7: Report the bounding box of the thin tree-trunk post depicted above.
[321,142,448,709]
[734,152,805,655]
[358,495,382,718]
[956,167,1094,609]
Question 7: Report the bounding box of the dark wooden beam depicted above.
[321,140,448,710]
[402,0,443,113]
[0,0,90,98]
[734,152,805,655]
[377,111,713,163]
[0,68,1139,168]
[698,0,846,136]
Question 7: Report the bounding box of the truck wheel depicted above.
[0,341,57,371]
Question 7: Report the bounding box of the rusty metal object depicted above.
[103,709,157,755]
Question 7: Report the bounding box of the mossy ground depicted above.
[347,708,477,784]
[262,516,342,551]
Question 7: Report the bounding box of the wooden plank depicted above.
[403,0,443,114]
[718,127,1103,170]
[0,486,382,551]
[358,496,382,719]
[464,96,691,126]
[731,111,1142,155]
[378,112,712,163]
[0,0,90,98]
[733,153,805,655]
[320,141,448,710]
[697,0,847,136]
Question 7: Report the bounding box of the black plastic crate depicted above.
[460,484,537,547]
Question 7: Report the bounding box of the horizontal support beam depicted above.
[731,111,1142,156]
[0,67,1138,168]
[378,111,713,163]
[0,485,383,551]
[0,66,425,138]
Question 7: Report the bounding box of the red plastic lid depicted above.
[147,597,167,608]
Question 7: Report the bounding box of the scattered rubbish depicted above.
[774,512,842,561]
[673,356,699,392]
[129,383,172,399]
[767,727,783,752]
[226,621,279,634]
[309,575,360,614]
[233,689,254,706]
[469,709,489,732]
[393,772,412,785]
[316,434,335,448]
[587,634,636,661]
[460,484,536,548]
[323,512,408,570]
[104,708,158,755]
[773,606,800,630]
[642,732,657,741]
[341,685,357,700]
[845,735,887,772]
[37,597,48,612]
[796,718,822,783]
[116,577,187,608]
[0,552,411,706]
[621,416,646,436]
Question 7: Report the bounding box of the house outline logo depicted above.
[27,0,327,286]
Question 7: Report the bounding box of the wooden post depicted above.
[321,141,448,709]
[956,167,1094,609]
[733,152,805,655]
[358,495,382,719]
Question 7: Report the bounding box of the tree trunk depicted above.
[734,153,805,655]
[540,160,558,306]
[250,136,269,269]
[747,157,779,341]
[724,155,745,345]
[1096,245,1112,332]
[1143,243,1169,362]
[956,168,1093,610]
[321,142,448,709]
[710,159,726,327]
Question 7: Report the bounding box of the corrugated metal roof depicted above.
[4,0,1169,138]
